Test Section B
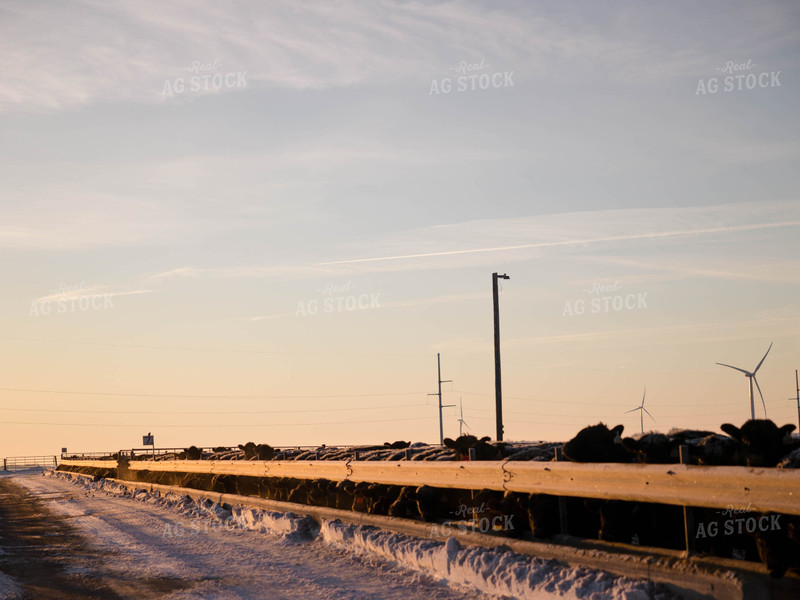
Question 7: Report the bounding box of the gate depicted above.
[3,456,58,471]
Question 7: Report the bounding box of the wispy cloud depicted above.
[31,288,156,304]
[4,0,789,113]
[506,315,800,349]
[570,255,800,286]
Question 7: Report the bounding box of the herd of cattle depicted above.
[61,418,800,578]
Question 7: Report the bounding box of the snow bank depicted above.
[44,469,317,541]
[319,520,672,600]
[44,470,675,599]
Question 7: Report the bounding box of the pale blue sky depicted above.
[1,1,798,455]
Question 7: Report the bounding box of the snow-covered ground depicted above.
[1,471,677,599]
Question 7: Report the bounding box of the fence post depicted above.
[680,445,695,555]
[3,458,6,471]
[554,446,569,535]
[404,449,411,461]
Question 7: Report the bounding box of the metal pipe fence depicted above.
[3,455,58,471]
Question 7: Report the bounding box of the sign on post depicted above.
[143,433,155,458]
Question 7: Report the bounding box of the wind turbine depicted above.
[625,386,655,435]
[716,342,772,420]
[457,397,471,436]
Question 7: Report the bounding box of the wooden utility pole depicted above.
[492,273,509,441]
[795,370,799,432]
[428,353,454,445]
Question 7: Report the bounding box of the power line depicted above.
[0,336,430,358]
[0,387,427,399]
[464,407,762,419]
[0,403,428,415]
[0,416,432,428]
[454,389,744,407]
[466,415,730,428]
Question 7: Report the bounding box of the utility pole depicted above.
[492,272,510,441]
[428,353,454,445]
[795,370,799,432]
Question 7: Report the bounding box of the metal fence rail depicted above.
[58,457,800,516]
[61,451,117,460]
[115,444,368,459]
[60,459,118,469]
[4,455,57,471]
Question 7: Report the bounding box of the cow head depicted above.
[183,446,203,460]
[255,444,274,460]
[443,435,505,460]
[720,420,796,467]
[562,423,632,462]
[238,442,257,459]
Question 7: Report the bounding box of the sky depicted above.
[1,0,799,457]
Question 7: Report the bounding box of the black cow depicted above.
[443,435,507,460]
[388,486,420,519]
[562,423,633,463]
[183,446,203,460]
[752,443,800,577]
[622,433,677,464]
[238,442,275,460]
[414,485,474,522]
[720,420,797,467]
[622,429,724,465]
[693,434,743,466]
[561,423,688,547]
[384,440,411,449]
[331,480,355,510]
[753,515,800,578]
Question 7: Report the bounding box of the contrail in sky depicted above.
[317,220,800,265]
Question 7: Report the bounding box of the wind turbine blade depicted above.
[641,386,646,407]
[753,342,773,374]
[624,407,640,414]
[643,408,656,423]
[462,420,471,430]
[716,363,751,375]
[753,376,768,417]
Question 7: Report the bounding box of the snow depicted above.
[318,521,671,600]
[10,471,478,600]
[12,470,679,599]
[121,440,558,463]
